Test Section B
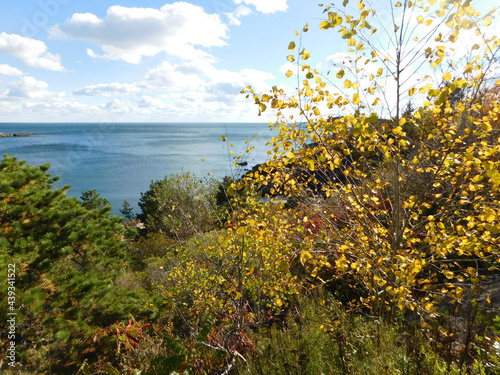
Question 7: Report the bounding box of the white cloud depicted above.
[100,98,134,112]
[233,0,288,14]
[65,58,276,121]
[136,95,168,109]
[319,52,353,70]
[225,5,253,26]
[50,2,229,63]
[0,33,66,72]
[0,64,24,76]
[73,82,141,96]
[7,76,52,99]
[279,61,296,74]
[139,61,206,91]
[136,60,275,95]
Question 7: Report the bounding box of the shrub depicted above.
[138,173,223,240]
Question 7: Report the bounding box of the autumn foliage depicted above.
[1,1,500,373]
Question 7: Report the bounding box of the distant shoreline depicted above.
[0,132,37,137]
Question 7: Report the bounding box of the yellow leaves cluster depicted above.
[235,0,500,319]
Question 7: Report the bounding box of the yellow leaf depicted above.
[443,71,452,81]
[408,87,416,96]
[285,70,293,78]
[341,29,354,39]
[314,107,321,116]
[300,250,313,265]
[344,79,352,88]
[485,224,500,234]
[352,93,361,105]
[336,69,345,79]
[306,158,316,171]
[319,20,330,30]
[392,126,404,135]
[286,55,295,62]
[484,18,492,26]
[376,67,383,77]
[424,302,434,311]
[483,212,496,223]
[288,41,296,50]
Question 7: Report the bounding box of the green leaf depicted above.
[146,355,185,375]
[367,112,379,123]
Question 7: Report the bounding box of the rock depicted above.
[0,132,37,137]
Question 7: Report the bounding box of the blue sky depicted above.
[0,0,331,122]
[0,0,497,122]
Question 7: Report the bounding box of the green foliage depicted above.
[215,175,237,222]
[138,173,222,239]
[80,188,111,213]
[242,293,452,375]
[0,155,151,373]
[120,199,136,221]
[127,232,175,270]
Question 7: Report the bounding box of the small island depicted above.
[0,132,37,137]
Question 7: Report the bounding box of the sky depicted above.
[0,0,498,123]
[0,0,329,122]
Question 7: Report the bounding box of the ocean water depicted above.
[0,122,274,215]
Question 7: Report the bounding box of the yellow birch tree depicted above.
[240,0,500,320]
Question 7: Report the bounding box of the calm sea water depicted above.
[0,122,274,215]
